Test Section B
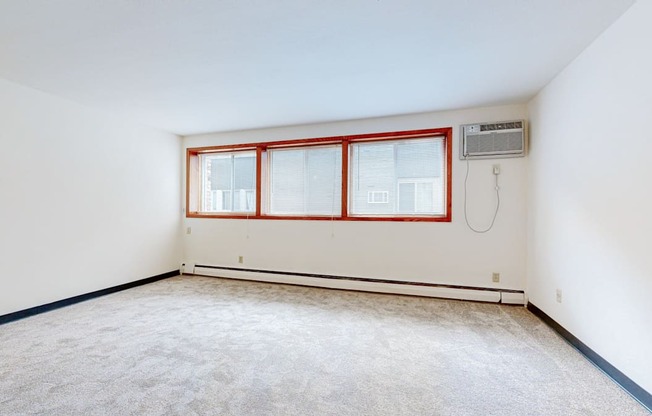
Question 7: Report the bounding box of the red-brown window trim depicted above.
[186,127,452,222]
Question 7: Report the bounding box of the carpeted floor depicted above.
[0,275,648,415]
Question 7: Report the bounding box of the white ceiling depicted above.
[0,0,636,136]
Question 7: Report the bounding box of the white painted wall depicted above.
[527,0,652,393]
[0,78,182,316]
[183,104,528,291]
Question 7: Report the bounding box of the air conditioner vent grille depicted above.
[466,131,523,154]
[480,121,523,132]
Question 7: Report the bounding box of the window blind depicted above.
[203,151,256,212]
[268,145,341,216]
[350,138,444,215]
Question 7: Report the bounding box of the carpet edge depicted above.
[0,270,180,325]
[527,302,651,412]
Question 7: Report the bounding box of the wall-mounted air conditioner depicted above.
[460,120,527,159]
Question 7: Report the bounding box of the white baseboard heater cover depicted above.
[192,265,525,305]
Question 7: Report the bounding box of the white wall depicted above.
[183,104,528,291]
[527,0,652,393]
[0,78,182,316]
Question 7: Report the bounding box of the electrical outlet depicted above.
[493,164,501,175]
[238,256,244,264]
[186,227,192,235]
[556,289,562,303]
[492,272,500,283]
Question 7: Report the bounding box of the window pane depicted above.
[416,182,435,212]
[211,158,231,190]
[350,138,445,216]
[234,156,255,189]
[269,146,341,216]
[398,182,415,213]
[202,151,256,213]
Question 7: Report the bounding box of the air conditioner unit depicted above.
[460,120,527,159]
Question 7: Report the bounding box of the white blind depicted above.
[269,145,341,216]
[202,151,256,213]
[350,137,445,216]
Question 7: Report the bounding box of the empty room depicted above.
[1,0,650,414]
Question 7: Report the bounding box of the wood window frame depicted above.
[186,127,452,222]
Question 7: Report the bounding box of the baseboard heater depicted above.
[190,264,525,305]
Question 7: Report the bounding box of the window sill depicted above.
[186,213,451,222]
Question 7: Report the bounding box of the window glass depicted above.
[350,138,444,216]
[202,151,256,212]
[269,146,341,216]
[187,129,450,221]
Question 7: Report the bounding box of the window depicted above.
[367,191,389,204]
[350,138,445,216]
[268,146,341,216]
[186,127,451,221]
[200,151,256,213]
[398,179,438,213]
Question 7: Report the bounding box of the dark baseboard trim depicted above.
[0,270,179,326]
[527,302,651,412]
[195,264,524,294]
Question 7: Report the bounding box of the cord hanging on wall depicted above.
[463,155,500,233]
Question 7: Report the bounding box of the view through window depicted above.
[186,128,451,222]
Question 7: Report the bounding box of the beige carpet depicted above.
[0,275,647,415]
